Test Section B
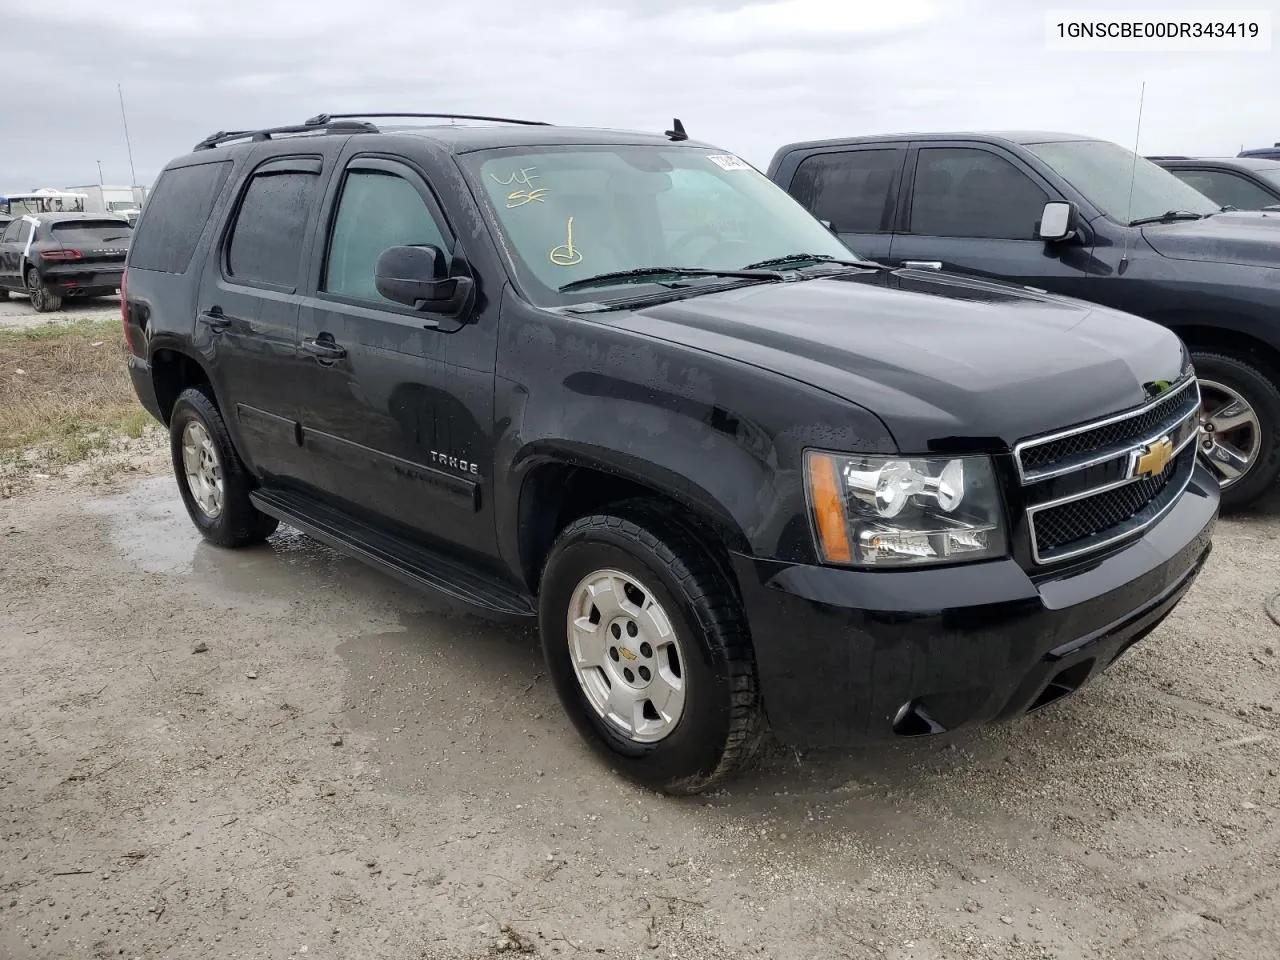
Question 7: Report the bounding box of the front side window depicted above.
[788,149,900,234]
[226,168,320,287]
[461,145,861,304]
[1170,169,1278,211]
[1,219,23,243]
[323,170,449,304]
[908,147,1048,240]
[1025,139,1219,223]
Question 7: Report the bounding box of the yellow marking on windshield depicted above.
[506,188,548,207]
[549,217,583,266]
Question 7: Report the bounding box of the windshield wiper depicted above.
[742,252,885,270]
[1128,210,1208,226]
[558,266,784,293]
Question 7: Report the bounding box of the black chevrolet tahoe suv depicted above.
[768,131,1280,512]
[123,113,1218,794]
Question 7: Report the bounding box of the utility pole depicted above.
[96,160,104,185]
[117,83,138,187]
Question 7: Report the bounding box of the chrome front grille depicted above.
[1015,377,1201,565]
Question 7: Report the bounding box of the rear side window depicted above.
[787,149,900,233]
[128,161,231,273]
[226,168,321,287]
[50,221,133,246]
[908,147,1048,240]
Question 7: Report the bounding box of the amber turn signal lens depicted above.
[806,452,852,563]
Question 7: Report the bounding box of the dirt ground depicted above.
[0,295,120,332]
[1,384,1278,960]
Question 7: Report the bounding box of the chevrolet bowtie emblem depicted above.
[1134,436,1174,479]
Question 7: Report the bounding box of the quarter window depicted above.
[323,170,449,304]
[909,147,1048,240]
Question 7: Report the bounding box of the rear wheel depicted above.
[538,504,763,794]
[169,386,278,547]
[25,268,61,313]
[1192,350,1280,512]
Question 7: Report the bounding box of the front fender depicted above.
[492,290,896,577]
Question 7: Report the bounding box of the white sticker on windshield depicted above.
[706,154,751,171]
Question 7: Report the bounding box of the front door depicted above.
[781,146,905,263]
[293,156,496,558]
[888,143,1102,300]
[196,153,329,481]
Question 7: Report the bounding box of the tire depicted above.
[25,268,62,313]
[1191,350,1280,512]
[538,502,763,794]
[169,385,279,547]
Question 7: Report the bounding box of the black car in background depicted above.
[1148,155,1280,211]
[768,131,1280,512]
[0,212,132,312]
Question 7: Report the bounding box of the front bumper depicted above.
[732,464,1219,748]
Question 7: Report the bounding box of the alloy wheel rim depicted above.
[1197,377,1261,489]
[566,568,687,744]
[181,420,224,519]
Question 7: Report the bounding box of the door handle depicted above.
[901,260,943,271]
[302,337,347,361]
[198,309,231,332]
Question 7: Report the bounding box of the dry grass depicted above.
[0,319,155,477]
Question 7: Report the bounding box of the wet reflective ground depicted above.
[1,472,1276,959]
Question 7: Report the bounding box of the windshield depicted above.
[50,221,133,245]
[1025,139,1220,224]
[1256,168,1280,192]
[462,145,863,303]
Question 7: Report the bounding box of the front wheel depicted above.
[538,505,763,795]
[169,386,278,547]
[1192,350,1280,512]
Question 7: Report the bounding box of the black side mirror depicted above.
[374,244,473,314]
[1036,200,1080,243]
[819,218,837,234]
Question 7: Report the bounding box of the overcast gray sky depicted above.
[5,0,1276,189]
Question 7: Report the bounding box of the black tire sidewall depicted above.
[539,530,736,791]
[170,392,228,538]
[1193,351,1280,511]
[25,269,60,313]
[168,387,276,546]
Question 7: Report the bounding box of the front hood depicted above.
[1141,209,1280,268]
[607,269,1187,453]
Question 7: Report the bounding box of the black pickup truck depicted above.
[768,131,1280,512]
[123,114,1217,794]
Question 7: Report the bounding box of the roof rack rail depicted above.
[304,112,552,127]
[193,119,378,152]
[1145,154,1191,160]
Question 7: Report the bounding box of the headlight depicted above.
[804,451,1007,567]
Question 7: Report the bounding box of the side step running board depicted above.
[250,488,536,619]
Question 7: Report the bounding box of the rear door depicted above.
[196,152,330,481]
[292,153,496,556]
[780,145,905,262]
[887,142,1101,300]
